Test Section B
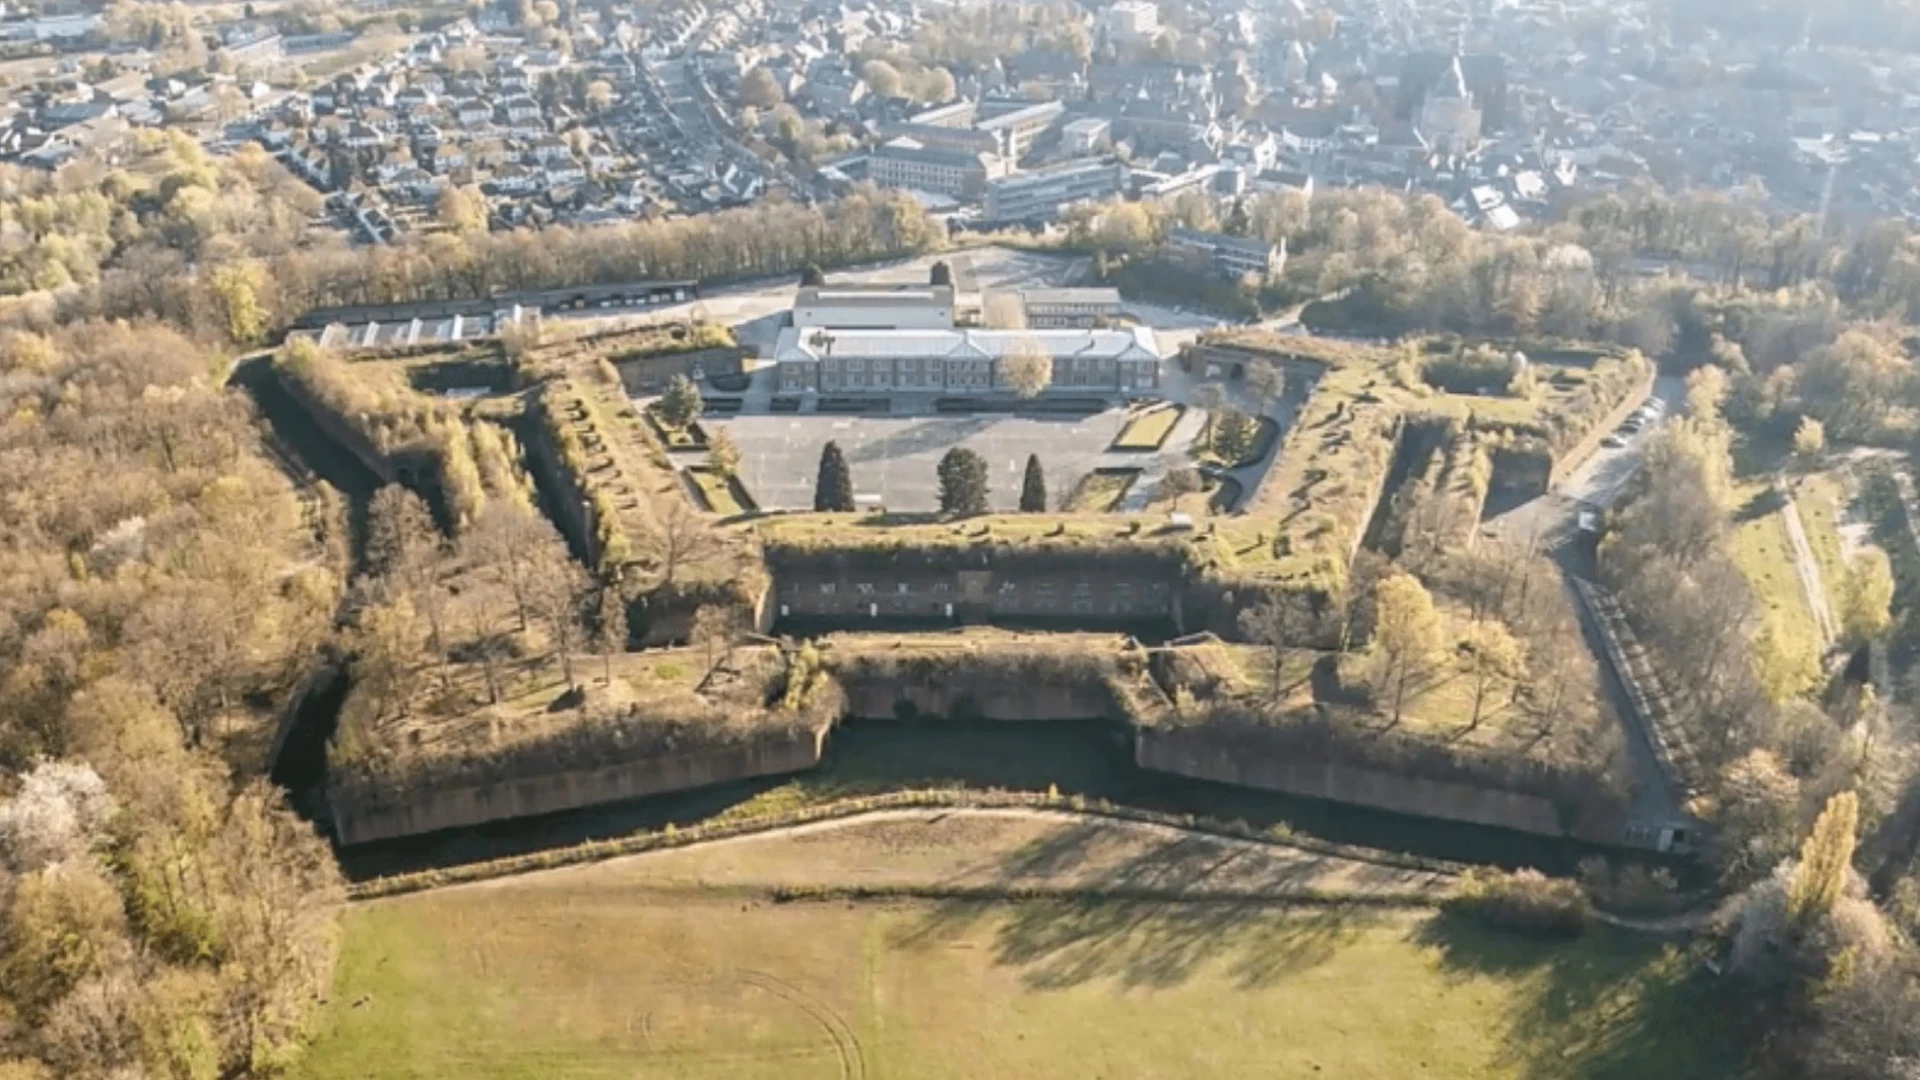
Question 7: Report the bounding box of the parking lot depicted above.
[713,408,1139,512]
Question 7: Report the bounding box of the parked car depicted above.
[1602,433,1627,448]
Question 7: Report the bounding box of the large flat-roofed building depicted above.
[1166,227,1288,280]
[792,285,956,330]
[870,138,1005,198]
[983,157,1127,222]
[878,122,1001,157]
[1019,287,1124,328]
[974,99,1067,160]
[773,326,1161,394]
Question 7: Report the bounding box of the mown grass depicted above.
[1729,478,1817,655]
[295,844,1750,1080]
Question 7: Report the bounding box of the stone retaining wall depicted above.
[332,728,827,845]
[1134,728,1569,837]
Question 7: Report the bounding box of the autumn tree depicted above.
[999,340,1052,398]
[436,184,489,234]
[1842,549,1896,644]
[707,427,742,478]
[739,66,783,108]
[1788,791,1859,926]
[1019,454,1047,512]
[1792,415,1826,472]
[860,58,904,98]
[815,441,855,512]
[1369,572,1442,725]
[208,262,268,345]
[1211,408,1257,465]
[1457,619,1526,731]
[937,448,990,515]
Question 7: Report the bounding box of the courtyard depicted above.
[711,407,1198,513]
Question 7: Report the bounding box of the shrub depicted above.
[1445,867,1591,937]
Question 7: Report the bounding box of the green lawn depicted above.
[1110,405,1185,451]
[295,865,1748,1080]
[1795,472,1853,604]
[688,466,749,515]
[1729,479,1817,654]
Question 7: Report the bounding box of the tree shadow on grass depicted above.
[890,822,1399,991]
[1415,913,1756,1080]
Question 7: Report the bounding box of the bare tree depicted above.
[463,501,550,631]
[1236,593,1320,698]
[648,500,715,588]
[690,604,739,689]
[590,572,626,686]
[526,547,588,691]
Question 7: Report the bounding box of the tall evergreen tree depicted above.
[937,447,990,516]
[814,440,855,511]
[1019,454,1047,512]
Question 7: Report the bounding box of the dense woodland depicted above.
[0,323,343,1077]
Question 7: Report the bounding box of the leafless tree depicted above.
[649,500,714,589]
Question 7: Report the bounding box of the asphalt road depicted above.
[1481,374,1687,547]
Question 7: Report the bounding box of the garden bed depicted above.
[1198,413,1282,468]
[685,465,758,516]
[1064,467,1142,512]
[643,406,710,450]
[1110,404,1186,451]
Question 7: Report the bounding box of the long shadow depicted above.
[1415,913,1756,1079]
[891,825,1390,992]
[841,417,997,465]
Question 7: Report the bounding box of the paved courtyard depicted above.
[712,409,1145,513]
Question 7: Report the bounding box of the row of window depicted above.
[798,581,1169,598]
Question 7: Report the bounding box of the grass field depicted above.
[296,816,1748,1080]
[1110,405,1185,451]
